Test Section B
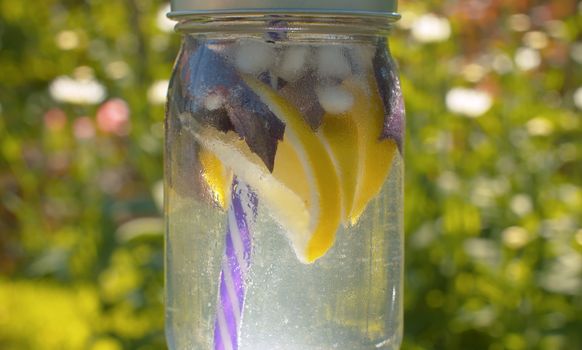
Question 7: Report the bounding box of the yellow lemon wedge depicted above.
[345,78,398,225]
[244,76,343,263]
[194,126,312,246]
[272,138,311,207]
[199,147,232,208]
[319,115,359,223]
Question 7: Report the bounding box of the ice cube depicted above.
[276,46,310,82]
[235,39,276,75]
[316,46,352,80]
[347,45,375,74]
[316,85,354,115]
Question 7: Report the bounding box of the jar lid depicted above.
[169,0,398,18]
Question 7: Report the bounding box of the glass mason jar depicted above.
[165,1,404,349]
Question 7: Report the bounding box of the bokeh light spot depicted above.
[508,14,531,32]
[573,87,582,110]
[105,61,130,80]
[55,30,79,50]
[446,88,493,117]
[526,117,554,136]
[411,14,451,43]
[96,98,131,136]
[502,226,531,249]
[49,76,106,105]
[515,47,541,71]
[510,194,533,217]
[523,31,549,50]
[147,80,169,105]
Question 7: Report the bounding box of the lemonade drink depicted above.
[165,14,404,350]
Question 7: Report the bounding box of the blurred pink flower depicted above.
[96,98,131,136]
[43,108,67,131]
[73,116,96,140]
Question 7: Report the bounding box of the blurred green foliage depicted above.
[0,0,581,349]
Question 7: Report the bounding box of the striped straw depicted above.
[214,178,257,350]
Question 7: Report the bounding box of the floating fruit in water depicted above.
[244,76,343,263]
[190,123,311,254]
[319,115,359,222]
[343,78,398,224]
[199,147,232,208]
[184,41,403,262]
[190,76,343,263]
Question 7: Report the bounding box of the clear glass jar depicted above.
[165,13,404,350]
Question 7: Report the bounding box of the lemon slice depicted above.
[346,78,398,224]
[193,124,328,263]
[244,77,343,263]
[272,138,311,207]
[318,77,396,226]
[199,147,232,208]
[319,115,359,222]
[194,126,312,246]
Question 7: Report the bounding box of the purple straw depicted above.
[214,178,257,350]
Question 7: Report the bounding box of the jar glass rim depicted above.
[171,13,401,36]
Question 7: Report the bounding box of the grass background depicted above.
[1,0,581,349]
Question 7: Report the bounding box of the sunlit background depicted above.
[1,0,581,349]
